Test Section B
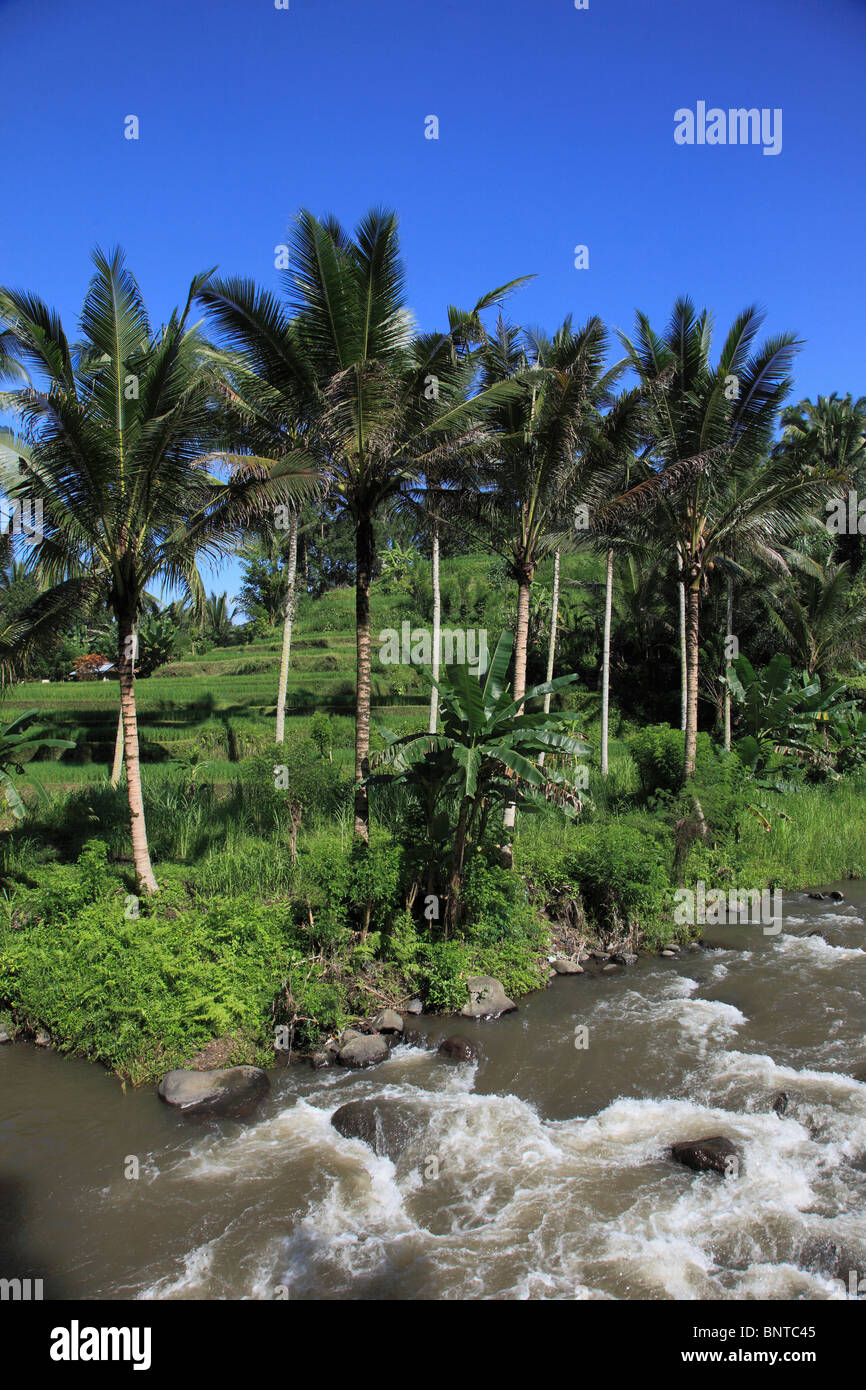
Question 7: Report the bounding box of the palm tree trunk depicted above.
[353,515,374,843]
[109,706,124,787]
[538,548,560,768]
[428,515,441,735]
[502,571,533,856]
[724,572,733,752]
[275,513,299,745]
[601,547,614,776]
[118,617,158,895]
[677,543,687,731]
[683,580,701,781]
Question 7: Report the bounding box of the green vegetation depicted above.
[0,216,864,1083]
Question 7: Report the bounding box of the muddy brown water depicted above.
[2,885,866,1300]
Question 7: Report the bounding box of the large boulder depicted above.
[438,1035,478,1063]
[337,1033,390,1068]
[461,976,516,1020]
[157,1065,269,1118]
[331,1098,419,1160]
[372,1009,404,1035]
[670,1136,741,1177]
[552,958,583,975]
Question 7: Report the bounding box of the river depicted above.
[2,885,865,1300]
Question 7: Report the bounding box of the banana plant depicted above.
[368,630,589,930]
[0,708,74,819]
[725,653,852,776]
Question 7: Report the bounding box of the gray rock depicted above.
[35,1028,51,1048]
[660,949,678,958]
[338,1027,364,1046]
[372,1009,404,1034]
[552,958,584,974]
[670,1136,741,1177]
[830,890,845,902]
[588,950,611,961]
[602,963,619,972]
[157,1065,269,1117]
[611,952,638,966]
[405,999,424,1015]
[461,976,517,1020]
[309,1051,331,1070]
[331,1098,420,1160]
[0,1030,10,1044]
[438,1035,478,1063]
[337,1033,390,1068]
[771,1091,789,1116]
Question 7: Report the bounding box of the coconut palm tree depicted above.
[610,299,814,781]
[762,560,866,679]
[200,207,524,842]
[465,317,640,836]
[202,591,237,644]
[774,393,866,574]
[0,247,316,892]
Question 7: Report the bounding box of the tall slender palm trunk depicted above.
[428,515,441,735]
[600,547,614,776]
[353,516,375,842]
[109,706,124,787]
[275,513,299,745]
[118,618,158,894]
[676,543,687,731]
[502,570,533,859]
[683,581,701,781]
[724,572,733,752]
[538,548,560,768]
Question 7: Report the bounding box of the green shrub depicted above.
[0,894,304,1082]
[566,818,672,939]
[628,724,717,795]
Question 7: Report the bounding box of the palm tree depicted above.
[762,560,866,678]
[465,316,638,851]
[775,393,866,573]
[0,248,316,892]
[202,591,237,644]
[200,207,523,842]
[610,299,813,781]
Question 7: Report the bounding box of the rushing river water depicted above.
[2,884,866,1301]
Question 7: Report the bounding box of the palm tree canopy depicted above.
[0,246,319,670]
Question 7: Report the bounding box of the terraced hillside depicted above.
[2,552,606,788]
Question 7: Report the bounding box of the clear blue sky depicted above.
[2,0,864,600]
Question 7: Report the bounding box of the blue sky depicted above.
[2,0,864,600]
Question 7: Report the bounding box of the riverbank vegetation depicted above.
[0,212,864,1081]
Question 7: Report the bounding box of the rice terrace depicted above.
[0,0,865,1351]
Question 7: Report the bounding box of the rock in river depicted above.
[158,1065,269,1117]
[337,1033,390,1068]
[461,976,517,1020]
[552,958,583,974]
[438,1035,478,1062]
[372,1009,404,1034]
[670,1135,742,1177]
[331,1098,420,1161]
